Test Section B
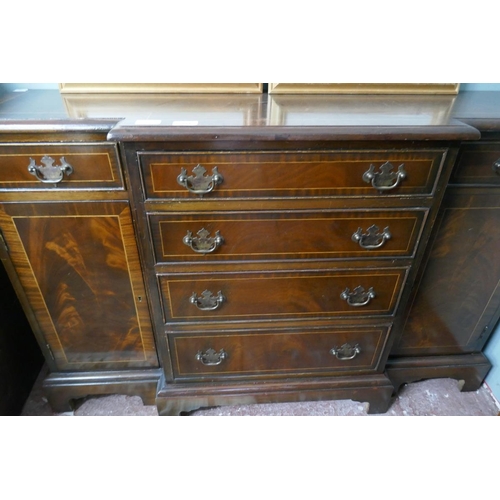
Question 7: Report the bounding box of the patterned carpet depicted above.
[21,365,500,416]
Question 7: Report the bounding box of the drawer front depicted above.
[140,150,446,199]
[451,143,500,186]
[0,143,123,190]
[169,325,391,380]
[150,210,427,263]
[160,268,408,322]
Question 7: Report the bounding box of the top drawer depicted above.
[139,150,447,200]
[0,143,124,191]
[451,142,500,186]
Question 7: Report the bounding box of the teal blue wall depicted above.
[1,83,58,90]
[461,83,500,91]
[485,326,500,400]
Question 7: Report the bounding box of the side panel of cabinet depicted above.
[0,201,158,371]
[393,189,500,355]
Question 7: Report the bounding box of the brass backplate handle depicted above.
[340,286,376,307]
[183,228,224,254]
[177,164,223,195]
[330,343,361,361]
[28,156,73,184]
[493,159,500,175]
[362,161,406,191]
[195,348,228,366]
[190,290,225,311]
[352,225,391,249]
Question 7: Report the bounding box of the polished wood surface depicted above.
[150,209,426,263]
[0,143,123,190]
[161,268,408,322]
[114,93,466,413]
[0,201,157,370]
[140,150,446,199]
[170,325,390,379]
[451,142,500,185]
[390,130,500,390]
[396,190,500,355]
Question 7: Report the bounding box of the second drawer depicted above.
[160,267,409,323]
[149,210,427,263]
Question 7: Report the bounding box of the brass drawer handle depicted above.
[363,161,406,191]
[340,286,375,307]
[352,225,391,249]
[195,348,227,366]
[493,159,500,175]
[183,228,224,254]
[177,164,223,195]
[28,156,73,184]
[190,290,225,311]
[330,343,361,361]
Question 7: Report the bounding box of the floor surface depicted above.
[20,366,500,416]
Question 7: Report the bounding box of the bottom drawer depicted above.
[169,324,391,380]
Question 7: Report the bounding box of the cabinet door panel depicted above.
[0,201,158,370]
[395,191,500,355]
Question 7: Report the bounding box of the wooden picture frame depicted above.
[59,83,263,94]
[268,83,460,95]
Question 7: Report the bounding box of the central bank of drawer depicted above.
[160,267,408,322]
[139,150,446,199]
[0,143,123,190]
[168,324,391,380]
[149,210,427,263]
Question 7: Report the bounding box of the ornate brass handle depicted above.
[196,348,227,366]
[190,290,225,311]
[493,159,500,175]
[28,156,73,184]
[177,164,223,195]
[352,225,391,249]
[183,228,224,254]
[340,286,376,307]
[362,161,406,191]
[330,343,361,361]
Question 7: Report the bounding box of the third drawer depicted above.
[160,267,409,323]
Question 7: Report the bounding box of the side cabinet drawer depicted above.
[169,324,391,380]
[140,150,446,199]
[0,143,124,190]
[160,268,409,323]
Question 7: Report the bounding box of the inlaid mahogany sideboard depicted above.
[0,89,498,415]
